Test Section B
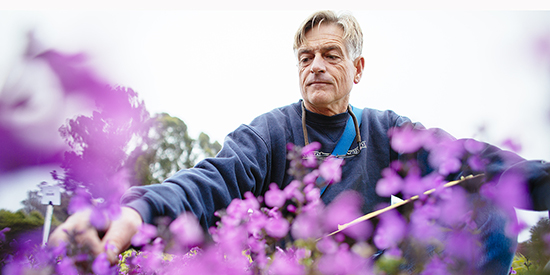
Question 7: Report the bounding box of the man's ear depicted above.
[353,56,365,84]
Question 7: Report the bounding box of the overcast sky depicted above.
[1,9,549,241]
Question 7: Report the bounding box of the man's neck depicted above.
[303,101,349,116]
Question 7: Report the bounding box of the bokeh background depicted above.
[1,9,549,242]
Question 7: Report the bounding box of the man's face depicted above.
[297,23,363,116]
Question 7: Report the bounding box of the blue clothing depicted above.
[122,101,411,227]
[121,100,550,274]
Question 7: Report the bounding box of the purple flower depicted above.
[316,236,338,254]
[409,202,443,242]
[56,257,78,275]
[428,139,465,176]
[265,183,286,208]
[303,170,319,185]
[317,244,370,275]
[376,167,404,197]
[246,210,267,237]
[464,139,485,154]
[323,191,371,241]
[301,142,321,168]
[319,157,343,185]
[90,207,109,231]
[444,229,481,261]
[420,256,451,275]
[265,216,290,239]
[467,154,487,171]
[373,209,406,250]
[480,171,531,218]
[437,187,471,227]
[501,138,522,153]
[291,210,323,240]
[284,180,305,203]
[388,124,425,153]
[268,249,305,275]
[131,223,158,247]
[92,252,116,275]
[169,213,205,249]
[304,183,321,204]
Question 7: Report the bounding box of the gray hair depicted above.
[293,10,363,61]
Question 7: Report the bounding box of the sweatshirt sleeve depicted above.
[391,113,550,211]
[121,123,270,230]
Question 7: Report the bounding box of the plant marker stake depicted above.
[40,183,61,246]
[321,174,484,240]
[42,202,54,246]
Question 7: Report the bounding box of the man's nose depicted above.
[310,54,326,74]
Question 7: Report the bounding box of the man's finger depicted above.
[100,207,143,264]
[48,209,93,248]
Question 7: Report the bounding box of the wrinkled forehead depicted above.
[297,23,349,56]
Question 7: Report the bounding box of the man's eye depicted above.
[299,57,311,65]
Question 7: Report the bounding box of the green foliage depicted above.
[126,113,221,186]
[198,132,222,158]
[0,209,60,268]
[519,218,550,269]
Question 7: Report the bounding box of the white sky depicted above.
[1,8,550,241]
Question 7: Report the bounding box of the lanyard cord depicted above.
[301,101,362,147]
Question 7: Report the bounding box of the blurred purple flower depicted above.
[323,191,371,241]
[56,256,78,275]
[67,187,92,214]
[316,236,339,254]
[301,142,321,168]
[264,183,286,208]
[501,138,522,153]
[410,202,443,242]
[388,124,425,153]
[92,252,117,275]
[428,139,464,176]
[376,167,404,197]
[131,223,158,247]
[303,170,319,185]
[438,187,471,227]
[304,183,321,204]
[291,210,323,240]
[480,171,531,218]
[373,209,406,250]
[319,157,343,185]
[464,139,486,154]
[317,243,370,275]
[444,229,481,261]
[284,180,305,203]
[90,207,109,231]
[420,256,451,275]
[269,249,306,275]
[265,216,290,239]
[170,213,205,249]
[467,154,487,171]
[246,210,267,237]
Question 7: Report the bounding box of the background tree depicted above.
[517,217,550,270]
[21,189,71,223]
[126,113,222,186]
[198,132,222,159]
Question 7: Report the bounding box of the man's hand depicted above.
[49,206,143,264]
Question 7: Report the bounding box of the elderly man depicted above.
[51,10,550,274]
